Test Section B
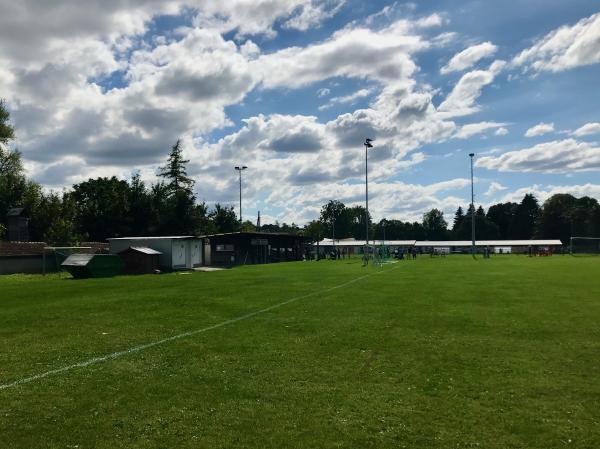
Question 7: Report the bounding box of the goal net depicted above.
[570,237,600,256]
[370,244,394,267]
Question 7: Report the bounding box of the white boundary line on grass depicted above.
[0,267,397,391]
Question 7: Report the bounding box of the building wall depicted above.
[109,239,174,270]
[0,255,59,274]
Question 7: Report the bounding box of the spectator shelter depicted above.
[414,240,563,254]
[202,232,308,266]
[315,238,563,255]
[316,239,416,257]
[118,246,162,274]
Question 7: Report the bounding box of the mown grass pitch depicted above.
[1,256,599,448]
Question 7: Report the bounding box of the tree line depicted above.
[311,192,600,244]
[1,100,599,244]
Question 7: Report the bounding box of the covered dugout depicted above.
[202,232,308,266]
[61,254,123,279]
[118,247,161,274]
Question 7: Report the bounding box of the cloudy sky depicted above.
[1,0,599,224]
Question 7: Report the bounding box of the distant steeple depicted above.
[256,210,261,231]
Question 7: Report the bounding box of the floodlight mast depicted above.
[234,166,248,230]
[364,138,373,246]
[469,153,476,258]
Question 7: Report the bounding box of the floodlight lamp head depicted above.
[365,138,373,148]
[468,153,475,157]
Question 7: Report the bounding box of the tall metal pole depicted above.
[469,153,476,257]
[239,169,242,224]
[365,143,368,245]
[234,166,247,230]
[332,215,335,244]
[364,139,373,247]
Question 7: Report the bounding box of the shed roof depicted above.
[6,207,25,216]
[61,254,95,266]
[125,246,162,255]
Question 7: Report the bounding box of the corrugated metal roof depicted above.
[317,239,416,246]
[128,246,162,255]
[200,231,307,238]
[108,236,196,240]
[316,239,563,247]
[414,240,563,247]
[61,254,95,266]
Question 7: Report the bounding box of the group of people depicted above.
[395,248,417,260]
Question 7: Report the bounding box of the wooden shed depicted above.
[61,254,123,279]
[118,246,162,274]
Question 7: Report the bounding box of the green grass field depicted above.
[1,256,599,448]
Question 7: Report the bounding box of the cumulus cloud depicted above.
[193,0,346,37]
[4,2,557,225]
[525,122,554,137]
[513,12,600,73]
[500,183,600,204]
[441,41,498,74]
[475,139,600,173]
[494,127,508,136]
[256,15,441,89]
[572,122,600,137]
[484,181,507,196]
[437,67,495,117]
[453,121,507,139]
[318,88,374,110]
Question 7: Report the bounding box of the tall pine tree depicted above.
[158,140,194,195]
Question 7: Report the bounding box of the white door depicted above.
[172,241,186,268]
[191,241,202,267]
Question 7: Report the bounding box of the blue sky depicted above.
[1,0,599,224]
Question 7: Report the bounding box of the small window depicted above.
[216,244,234,252]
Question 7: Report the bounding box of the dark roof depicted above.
[61,254,95,267]
[122,246,162,255]
[6,207,25,217]
[200,231,307,239]
[107,236,196,241]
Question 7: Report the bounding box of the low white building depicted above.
[108,236,202,271]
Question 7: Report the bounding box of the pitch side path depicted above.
[1,256,599,448]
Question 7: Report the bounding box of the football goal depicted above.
[570,237,600,256]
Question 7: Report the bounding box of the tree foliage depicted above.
[0,99,15,143]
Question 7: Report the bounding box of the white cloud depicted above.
[525,122,554,137]
[494,127,509,136]
[283,0,346,31]
[572,122,600,137]
[256,16,441,89]
[193,0,346,37]
[475,139,600,173]
[484,181,507,196]
[437,61,504,118]
[453,121,507,139]
[500,183,600,204]
[513,12,600,73]
[441,41,498,74]
[319,88,374,110]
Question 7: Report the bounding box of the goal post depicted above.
[570,237,600,256]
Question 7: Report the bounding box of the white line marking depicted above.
[1,267,396,391]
